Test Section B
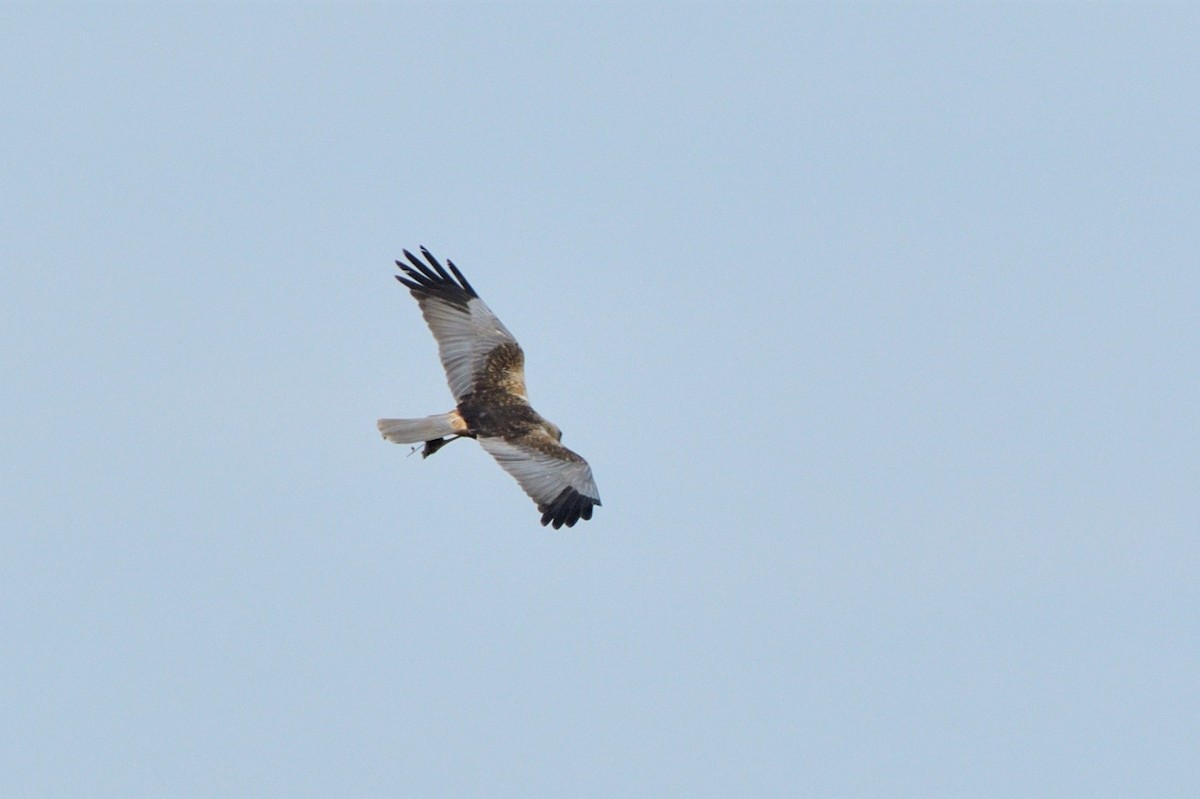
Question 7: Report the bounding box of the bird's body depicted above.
[377,247,600,529]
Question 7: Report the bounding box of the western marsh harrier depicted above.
[377,247,601,529]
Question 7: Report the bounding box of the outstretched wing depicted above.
[395,247,523,402]
[478,434,601,529]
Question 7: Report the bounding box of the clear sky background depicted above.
[2,4,1197,797]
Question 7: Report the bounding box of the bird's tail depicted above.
[376,410,467,444]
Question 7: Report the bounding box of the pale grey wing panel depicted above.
[478,436,601,529]
[417,295,520,402]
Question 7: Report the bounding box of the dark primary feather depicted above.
[539,486,599,530]
[444,259,476,296]
[395,247,478,310]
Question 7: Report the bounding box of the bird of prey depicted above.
[377,247,601,529]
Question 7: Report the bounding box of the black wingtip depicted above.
[538,486,599,530]
[391,247,478,306]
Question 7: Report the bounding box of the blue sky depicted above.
[2,4,1197,797]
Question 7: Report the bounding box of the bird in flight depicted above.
[377,247,601,529]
